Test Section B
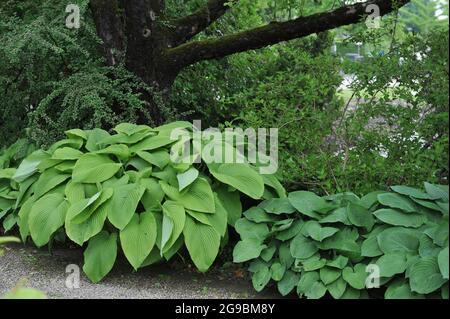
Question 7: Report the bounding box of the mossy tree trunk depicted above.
[89,0,410,124]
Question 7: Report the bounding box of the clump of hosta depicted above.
[1,122,284,282]
[233,184,449,299]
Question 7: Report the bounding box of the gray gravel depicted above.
[0,244,279,299]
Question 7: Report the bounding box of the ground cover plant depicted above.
[0,121,284,282]
[233,183,449,298]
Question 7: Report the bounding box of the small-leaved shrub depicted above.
[233,184,449,299]
[0,122,284,282]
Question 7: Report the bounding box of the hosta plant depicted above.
[0,139,35,232]
[1,122,284,282]
[233,183,449,299]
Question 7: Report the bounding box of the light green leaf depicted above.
[208,163,264,199]
[29,193,68,247]
[52,147,83,160]
[160,178,215,213]
[183,215,221,272]
[107,183,145,230]
[136,150,170,169]
[72,154,122,184]
[271,262,286,281]
[176,167,199,192]
[13,150,48,182]
[161,201,185,253]
[120,212,157,270]
[83,231,117,283]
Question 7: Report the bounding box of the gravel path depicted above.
[0,244,279,299]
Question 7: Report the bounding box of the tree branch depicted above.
[165,0,410,68]
[90,0,125,66]
[169,0,235,46]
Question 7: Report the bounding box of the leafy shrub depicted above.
[233,183,449,299]
[0,122,284,283]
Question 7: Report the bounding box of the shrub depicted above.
[0,122,285,282]
[233,184,449,299]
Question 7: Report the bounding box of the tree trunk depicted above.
[89,0,410,125]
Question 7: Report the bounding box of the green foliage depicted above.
[0,122,283,283]
[233,183,449,299]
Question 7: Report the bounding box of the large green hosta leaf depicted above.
[120,212,157,270]
[83,231,118,283]
[438,247,449,279]
[13,150,48,182]
[107,183,145,230]
[161,201,185,253]
[72,154,122,183]
[374,209,426,228]
[409,257,447,294]
[377,227,420,254]
[160,178,215,213]
[183,215,221,272]
[28,193,68,247]
[207,163,264,199]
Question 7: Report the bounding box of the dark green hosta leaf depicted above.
[360,191,385,209]
[288,191,329,219]
[301,255,327,271]
[252,266,272,292]
[183,215,221,272]
[327,277,347,299]
[411,198,443,212]
[361,236,383,257]
[29,193,68,247]
[260,198,296,215]
[279,242,294,268]
[120,212,157,270]
[320,267,341,285]
[302,221,339,242]
[277,270,299,296]
[346,202,375,231]
[438,247,449,279]
[260,242,277,262]
[419,234,441,257]
[377,227,420,254]
[409,256,447,294]
[297,271,327,299]
[327,256,349,269]
[319,229,361,255]
[244,206,275,224]
[235,218,269,241]
[377,193,417,213]
[271,262,286,281]
[374,209,426,228]
[385,279,425,299]
[233,239,267,263]
[319,207,351,225]
[107,183,146,230]
[276,220,303,241]
[424,183,449,202]
[342,264,367,290]
[83,231,117,283]
[376,253,408,278]
[391,186,432,200]
[290,234,318,259]
[424,221,449,247]
[72,154,122,184]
